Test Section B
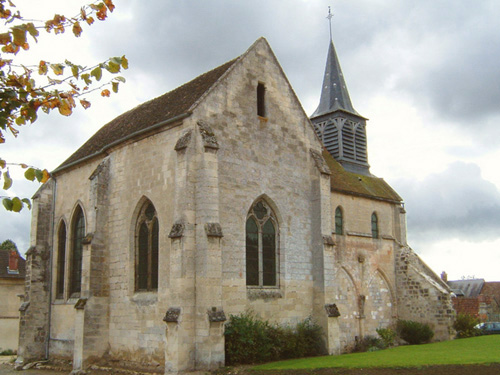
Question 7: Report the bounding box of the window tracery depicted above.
[246,200,278,287]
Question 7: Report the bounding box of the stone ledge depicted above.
[247,288,283,301]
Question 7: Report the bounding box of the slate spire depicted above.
[311,12,370,176]
[311,40,358,118]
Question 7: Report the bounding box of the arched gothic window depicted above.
[70,206,85,296]
[56,221,67,299]
[335,206,344,235]
[371,212,379,239]
[246,200,278,287]
[135,201,159,291]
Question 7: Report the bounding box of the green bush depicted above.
[224,311,275,364]
[0,349,16,356]
[352,335,384,352]
[376,327,396,348]
[224,312,326,365]
[396,320,434,345]
[453,313,480,338]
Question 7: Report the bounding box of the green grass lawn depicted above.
[254,335,500,370]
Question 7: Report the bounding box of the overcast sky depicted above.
[2,0,500,281]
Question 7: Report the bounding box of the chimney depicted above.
[8,249,19,274]
[441,271,448,283]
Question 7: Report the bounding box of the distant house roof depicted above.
[480,282,500,303]
[54,58,238,173]
[322,150,402,202]
[0,248,26,279]
[448,279,485,298]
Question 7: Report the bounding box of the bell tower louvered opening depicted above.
[310,39,371,176]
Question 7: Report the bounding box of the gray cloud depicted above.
[394,161,500,244]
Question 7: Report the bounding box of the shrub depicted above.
[453,313,480,338]
[224,311,275,365]
[224,312,326,365]
[352,335,384,352]
[0,349,16,356]
[396,319,434,345]
[376,327,396,348]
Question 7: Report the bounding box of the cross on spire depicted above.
[327,6,334,42]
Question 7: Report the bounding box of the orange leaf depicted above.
[104,0,115,12]
[86,16,95,25]
[38,60,47,75]
[80,99,91,109]
[80,7,87,21]
[0,33,11,45]
[72,21,83,37]
[58,100,72,116]
[96,7,107,21]
[101,89,110,97]
[41,169,50,183]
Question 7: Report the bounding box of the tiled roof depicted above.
[481,282,500,302]
[448,279,485,298]
[55,58,238,172]
[0,248,26,279]
[322,150,402,202]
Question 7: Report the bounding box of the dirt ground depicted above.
[2,359,500,375]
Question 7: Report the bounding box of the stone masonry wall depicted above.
[396,246,454,341]
[18,180,54,363]
[192,39,323,330]
[329,194,400,352]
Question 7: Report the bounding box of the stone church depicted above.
[18,37,454,373]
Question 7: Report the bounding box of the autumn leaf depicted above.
[104,0,115,12]
[58,99,73,116]
[38,60,48,75]
[91,66,102,81]
[86,16,95,25]
[81,73,92,85]
[0,159,5,169]
[112,81,118,93]
[0,33,11,45]
[96,6,107,21]
[11,197,22,212]
[80,99,91,109]
[121,55,128,69]
[106,60,120,73]
[2,198,13,211]
[3,169,12,190]
[73,21,83,37]
[26,22,38,41]
[50,63,64,76]
[101,89,110,97]
[24,167,35,181]
[22,198,31,210]
[12,26,27,47]
[80,7,87,21]
[41,169,50,183]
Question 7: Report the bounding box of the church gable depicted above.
[55,58,237,173]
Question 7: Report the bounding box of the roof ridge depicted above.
[54,56,240,173]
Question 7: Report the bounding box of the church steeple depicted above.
[311,40,359,118]
[310,10,371,176]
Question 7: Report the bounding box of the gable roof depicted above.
[0,248,26,279]
[54,58,238,173]
[448,279,485,298]
[479,281,500,301]
[322,150,402,202]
